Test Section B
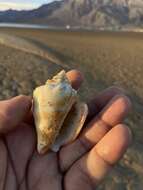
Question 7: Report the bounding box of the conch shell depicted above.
[33,70,88,154]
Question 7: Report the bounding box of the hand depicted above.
[0,70,132,190]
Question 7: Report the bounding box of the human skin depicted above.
[0,70,132,190]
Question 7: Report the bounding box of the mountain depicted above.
[0,1,62,23]
[0,0,143,29]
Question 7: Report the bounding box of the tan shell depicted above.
[51,101,88,152]
[33,70,88,154]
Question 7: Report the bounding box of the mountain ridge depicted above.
[0,0,143,29]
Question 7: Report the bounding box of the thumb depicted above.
[0,95,32,134]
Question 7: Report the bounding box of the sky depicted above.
[0,0,57,11]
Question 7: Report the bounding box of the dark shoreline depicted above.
[0,23,143,36]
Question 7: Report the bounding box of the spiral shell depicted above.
[33,70,88,154]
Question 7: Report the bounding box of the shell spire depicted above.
[46,70,69,84]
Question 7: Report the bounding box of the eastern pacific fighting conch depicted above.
[33,70,88,154]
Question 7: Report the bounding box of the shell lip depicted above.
[51,101,88,152]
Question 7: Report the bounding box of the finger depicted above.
[0,95,31,133]
[66,69,84,90]
[26,70,84,125]
[87,86,124,120]
[64,125,132,189]
[60,95,131,172]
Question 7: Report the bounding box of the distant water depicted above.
[0,23,51,29]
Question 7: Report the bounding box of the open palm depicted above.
[0,70,131,190]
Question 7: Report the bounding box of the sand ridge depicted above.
[0,32,69,69]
